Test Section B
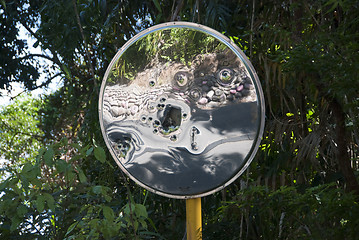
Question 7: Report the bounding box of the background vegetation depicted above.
[109,27,226,82]
[1,0,359,239]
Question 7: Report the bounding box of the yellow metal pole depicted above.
[186,198,202,240]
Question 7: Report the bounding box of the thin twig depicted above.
[35,73,62,89]
[197,0,200,22]
[278,212,285,238]
[19,21,62,67]
[9,73,62,101]
[72,0,97,89]
[118,170,138,239]
[250,0,255,59]
[18,53,56,63]
[303,1,321,30]
[9,89,27,101]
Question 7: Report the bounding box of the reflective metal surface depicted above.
[99,22,265,199]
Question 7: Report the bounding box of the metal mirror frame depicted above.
[99,21,265,199]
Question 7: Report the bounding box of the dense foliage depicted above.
[1,0,359,239]
[0,95,43,169]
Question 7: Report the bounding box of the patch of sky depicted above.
[0,24,62,106]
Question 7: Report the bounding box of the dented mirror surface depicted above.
[99,22,265,199]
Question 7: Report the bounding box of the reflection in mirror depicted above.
[100,24,262,198]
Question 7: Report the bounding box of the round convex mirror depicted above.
[99,22,265,199]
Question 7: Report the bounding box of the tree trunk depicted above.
[329,98,359,195]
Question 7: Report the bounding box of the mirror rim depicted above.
[98,21,265,199]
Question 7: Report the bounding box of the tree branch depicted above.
[250,0,255,59]
[19,21,62,67]
[171,0,184,21]
[35,72,62,89]
[9,73,62,101]
[72,0,97,89]
[329,98,359,195]
[314,79,359,195]
[18,53,57,64]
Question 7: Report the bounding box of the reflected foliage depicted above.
[101,25,259,197]
[110,27,226,83]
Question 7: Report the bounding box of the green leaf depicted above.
[36,195,45,213]
[36,147,46,161]
[10,216,21,232]
[0,179,8,190]
[103,193,112,202]
[30,177,42,187]
[65,222,78,237]
[152,0,162,13]
[21,162,33,173]
[78,168,87,183]
[56,159,68,173]
[147,218,157,231]
[92,185,102,194]
[123,204,130,215]
[155,12,163,24]
[44,148,54,166]
[66,170,77,184]
[324,0,339,13]
[86,146,93,156]
[33,40,39,48]
[286,112,294,117]
[135,204,148,218]
[133,220,139,231]
[89,218,99,228]
[100,187,112,202]
[103,206,115,222]
[62,64,71,78]
[94,146,106,163]
[138,219,147,229]
[20,174,29,191]
[0,0,6,10]
[16,204,28,217]
[9,177,19,187]
[21,162,38,180]
[0,175,19,191]
[43,193,55,211]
